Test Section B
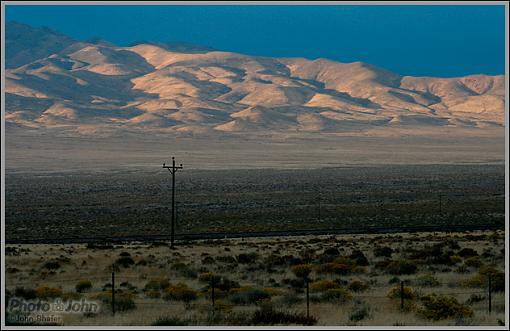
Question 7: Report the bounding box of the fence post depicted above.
[488,275,492,314]
[211,276,216,314]
[400,281,404,310]
[111,271,115,316]
[306,279,310,319]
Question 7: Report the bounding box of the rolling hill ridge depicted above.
[5,22,505,137]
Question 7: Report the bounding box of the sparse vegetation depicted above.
[95,292,136,312]
[320,288,352,303]
[4,229,505,326]
[291,264,313,279]
[229,287,271,305]
[144,278,170,291]
[310,280,339,292]
[349,302,371,322]
[151,316,189,326]
[116,255,135,267]
[75,280,93,293]
[348,280,369,292]
[43,261,61,270]
[251,306,317,325]
[35,286,63,299]
[163,283,198,303]
[387,286,416,300]
[6,166,504,241]
[414,274,441,287]
[385,260,418,275]
[418,294,473,320]
[14,287,37,300]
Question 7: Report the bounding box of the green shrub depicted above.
[35,286,63,299]
[316,262,358,275]
[163,283,198,303]
[457,248,478,258]
[349,302,370,322]
[171,263,198,279]
[462,266,505,292]
[263,287,286,296]
[388,276,401,285]
[94,292,136,312]
[216,255,237,264]
[214,298,234,313]
[116,295,137,311]
[115,256,135,268]
[462,274,484,288]
[216,277,240,292]
[349,250,369,266]
[323,247,340,256]
[198,273,239,293]
[289,278,305,289]
[205,310,253,325]
[449,255,462,264]
[385,260,418,275]
[387,286,416,300]
[465,294,485,305]
[146,290,161,299]
[291,264,313,279]
[144,278,170,291]
[426,251,457,265]
[202,256,215,264]
[479,265,502,277]
[447,240,460,250]
[14,287,37,300]
[237,253,258,264]
[409,244,443,260]
[251,307,317,326]
[299,248,316,263]
[456,264,469,273]
[43,261,61,270]
[418,294,473,320]
[152,316,189,326]
[273,292,303,307]
[484,272,504,292]
[310,280,339,292]
[414,274,440,287]
[320,288,352,304]
[203,287,227,300]
[61,292,82,301]
[464,257,482,268]
[374,246,393,257]
[198,272,221,283]
[264,254,286,268]
[348,280,369,292]
[75,280,92,293]
[229,287,270,305]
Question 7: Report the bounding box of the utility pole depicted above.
[318,195,321,222]
[163,157,183,248]
[111,271,115,316]
[488,275,492,314]
[318,177,322,222]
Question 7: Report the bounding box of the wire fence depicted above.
[6,271,503,319]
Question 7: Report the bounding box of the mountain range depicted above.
[5,22,505,139]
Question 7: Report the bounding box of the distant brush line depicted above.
[5,224,503,245]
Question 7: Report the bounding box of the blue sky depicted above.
[5,4,506,77]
